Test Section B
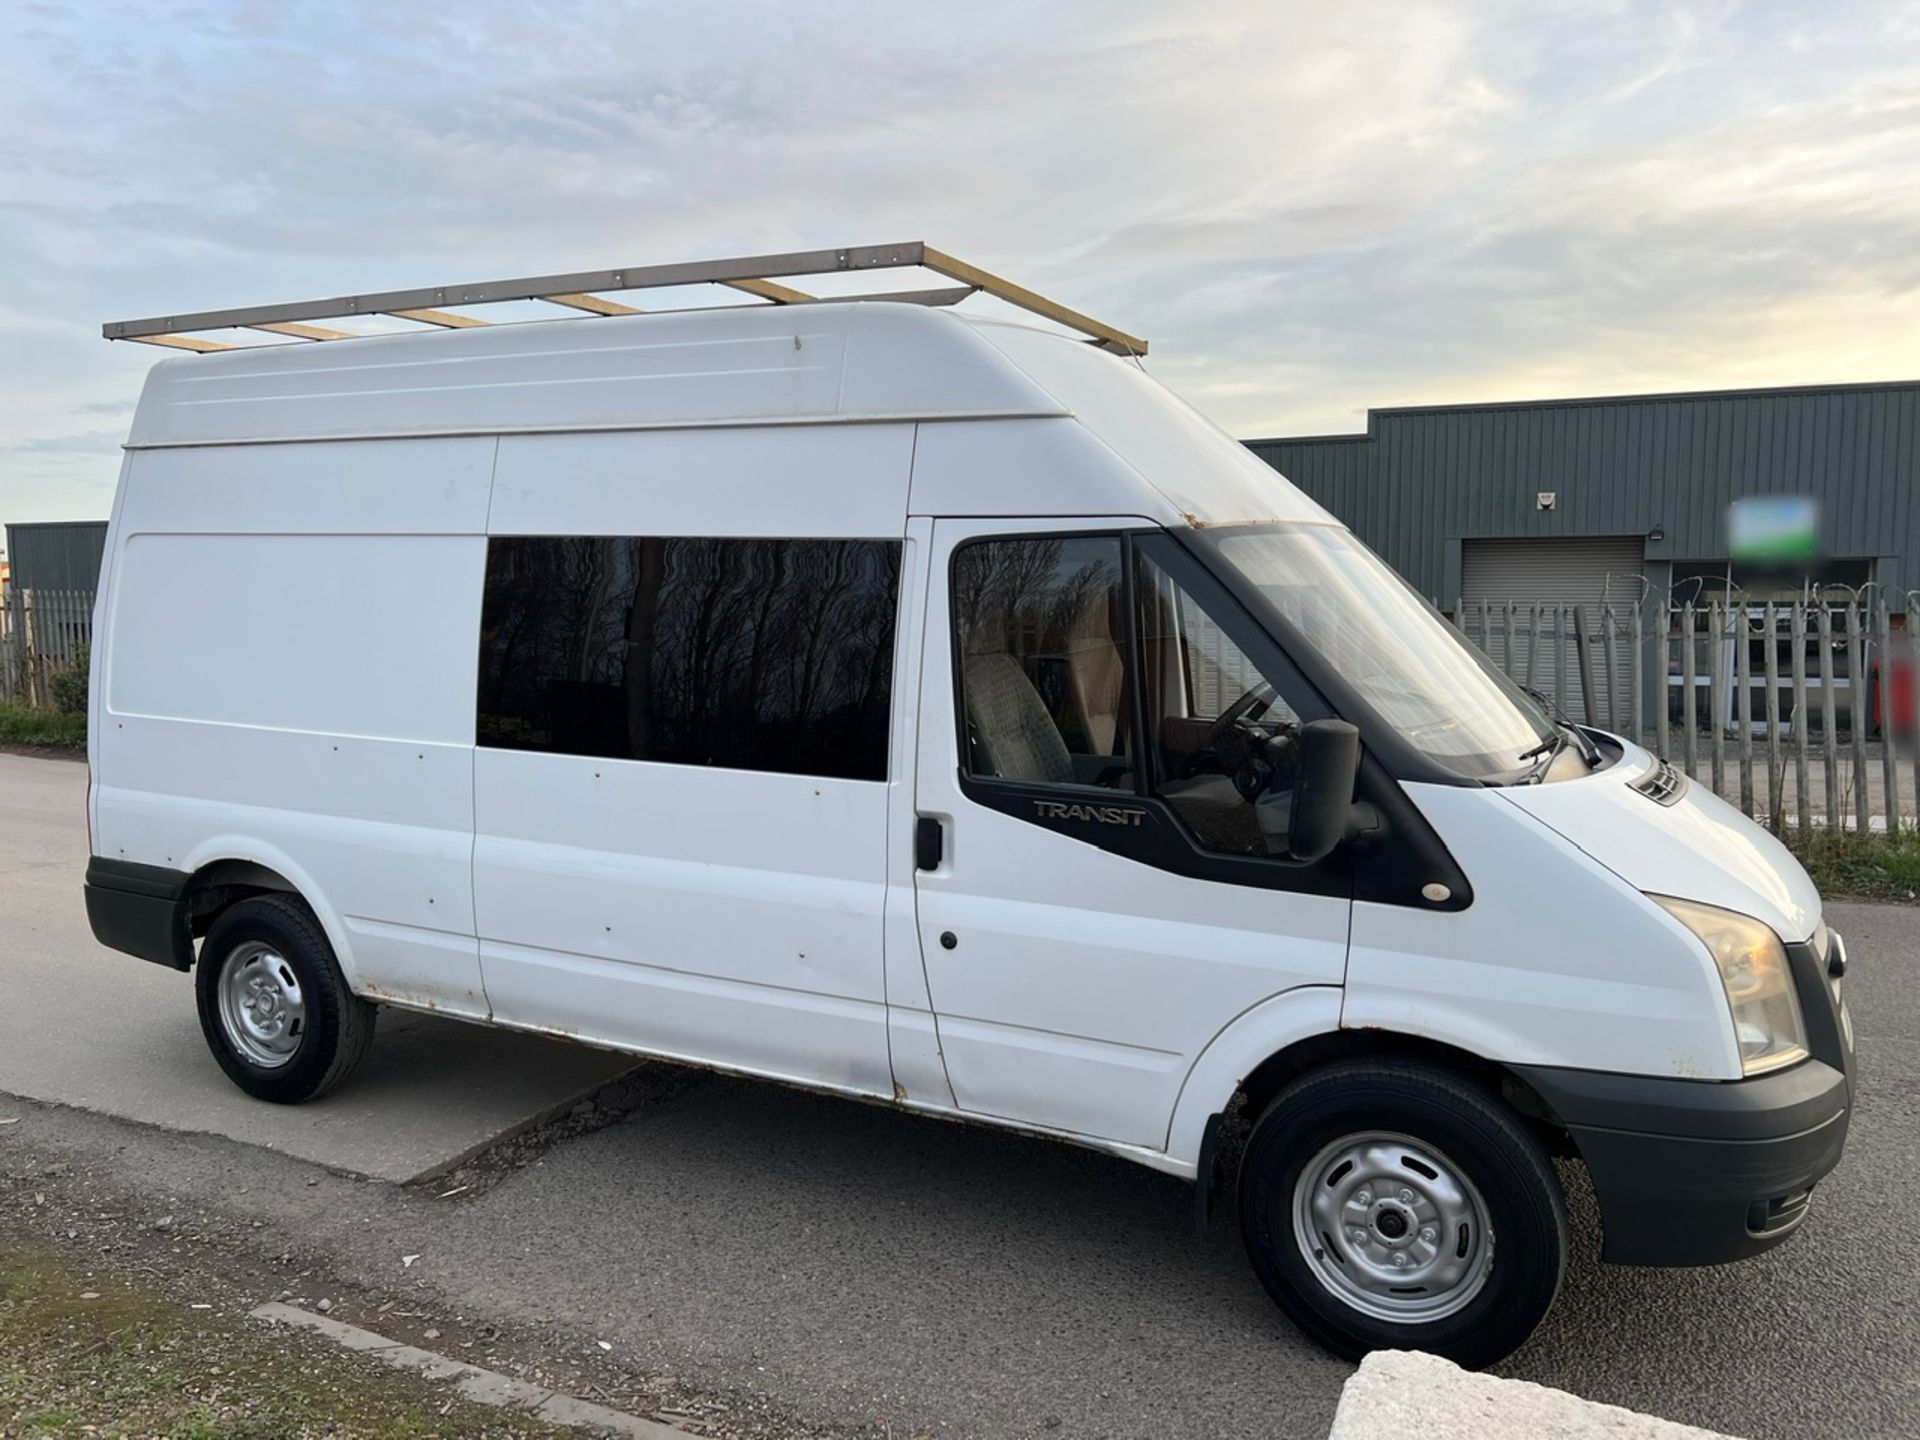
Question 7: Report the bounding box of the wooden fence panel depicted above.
[0,586,95,711]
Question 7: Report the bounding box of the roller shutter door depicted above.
[1460,536,1645,731]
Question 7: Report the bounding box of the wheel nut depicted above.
[1391,1252,1408,1268]
[1398,1189,1416,1205]
[1349,1228,1367,1243]
[1419,1227,1436,1244]
[1354,1190,1371,1205]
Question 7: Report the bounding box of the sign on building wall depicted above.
[1728,496,1820,564]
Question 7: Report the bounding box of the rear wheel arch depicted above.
[178,852,357,987]
[184,858,300,941]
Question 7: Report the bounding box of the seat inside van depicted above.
[962,584,1132,788]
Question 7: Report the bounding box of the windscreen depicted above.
[1205,524,1559,780]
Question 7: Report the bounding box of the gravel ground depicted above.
[0,1214,580,1438]
[0,1101,861,1440]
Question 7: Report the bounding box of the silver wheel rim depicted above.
[1291,1130,1494,1323]
[215,941,306,1069]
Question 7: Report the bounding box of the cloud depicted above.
[3,0,1918,527]
[12,430,122,456]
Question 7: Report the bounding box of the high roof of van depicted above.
[124,302,1334,529]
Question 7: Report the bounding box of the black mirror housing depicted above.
[1288,718,1361,863]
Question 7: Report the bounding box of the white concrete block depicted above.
[1329,1351,1747,1440]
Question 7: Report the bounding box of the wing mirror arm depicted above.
[1344,799,1383,852]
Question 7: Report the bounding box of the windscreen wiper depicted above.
[1521,685,1601,766]
[1516,726,1568,783]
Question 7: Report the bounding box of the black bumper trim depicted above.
[1516,1059,1851,1267]
[84,857,194,972]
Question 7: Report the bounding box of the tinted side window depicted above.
[952,535,1134,789]
[479,537,900,781]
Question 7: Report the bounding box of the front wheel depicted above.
[1238,1058,1566,1368]
[195,895,376,1104]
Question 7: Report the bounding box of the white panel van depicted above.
[84,286,1854,1367]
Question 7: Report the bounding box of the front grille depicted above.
[1631,758,1688,807]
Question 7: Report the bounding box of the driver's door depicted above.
[912,519,1351,1150]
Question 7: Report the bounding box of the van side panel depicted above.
[94,438,495,1016]
[485,425,911,538]
[472,424,913,1097]
[905,416,1174,521]
[1344,783,1744,1081]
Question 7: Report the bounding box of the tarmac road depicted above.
[3,750,1916,1438]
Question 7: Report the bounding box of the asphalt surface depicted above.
[0,751,634,1180]
[3,750,1916,1438]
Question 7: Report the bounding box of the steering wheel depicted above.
[1208,682,1280,765]
[1206,682,1303,800]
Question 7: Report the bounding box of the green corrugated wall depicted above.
[1246,380,1920,611]
[4,521,109,591]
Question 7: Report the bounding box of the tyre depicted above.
[1238,1058,1566,1368]
[195,894,376,1104]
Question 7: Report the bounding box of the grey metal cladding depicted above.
[1246,379,1920,609]
[4,521,109,591]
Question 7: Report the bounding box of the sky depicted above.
[4,0,1920,533]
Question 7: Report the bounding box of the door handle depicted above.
[915,816,944,871]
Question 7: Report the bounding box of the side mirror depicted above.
[1288,718,1361,864]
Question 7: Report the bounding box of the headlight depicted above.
[1653,896,1809,1076]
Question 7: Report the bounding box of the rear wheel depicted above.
[195,895,375,1103]
[1238,1058,1565,1368]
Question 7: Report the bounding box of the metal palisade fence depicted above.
[1461,584,1919,834]
[0,586,95,710]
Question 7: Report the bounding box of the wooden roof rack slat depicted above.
[102,242,1146,355]
[251,321,356,341]
[128,333,237,352]
[387,308,490,328]
[721,277,814,304]
[542,293,644,316]
[919,246,1146,357]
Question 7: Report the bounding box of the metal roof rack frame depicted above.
[102,241,1147,356]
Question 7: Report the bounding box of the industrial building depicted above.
[1248,378,1919,731]
[1247,378,1916,618]
[3,520,109,593]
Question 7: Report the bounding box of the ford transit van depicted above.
[83,246,1854,1366]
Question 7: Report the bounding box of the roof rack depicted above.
[101,241,1147,356]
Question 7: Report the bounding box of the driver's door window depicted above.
[953,534,1134,790]
[1136,548,1304,856]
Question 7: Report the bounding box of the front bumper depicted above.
[1516,926,1856,1267]
[1517,1057,1849,1265]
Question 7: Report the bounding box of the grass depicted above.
[0,1238,574,1439]
[0,704,85,752]
[1783,824,1920,902]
